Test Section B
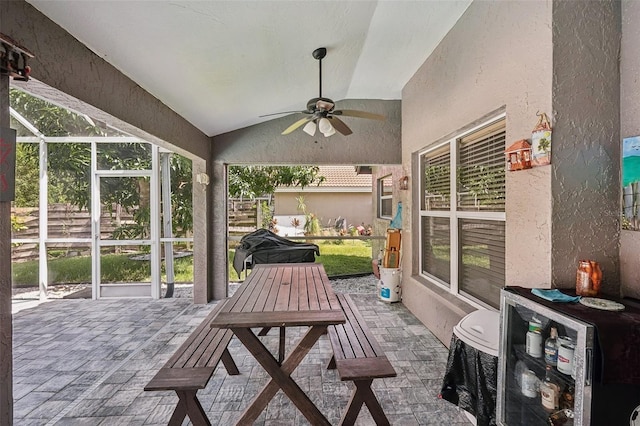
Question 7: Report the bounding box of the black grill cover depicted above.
[232,229,320,276]
[440,334,498,426]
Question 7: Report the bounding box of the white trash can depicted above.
[378,267,401,303]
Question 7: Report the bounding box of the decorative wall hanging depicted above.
[531,112,552,166]
[622,136,640,231]
[505,139,532,171]
[398,176,409,190]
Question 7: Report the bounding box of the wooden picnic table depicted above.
[209,262,345,425]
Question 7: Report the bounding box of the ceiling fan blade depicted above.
[333,109,385,120]
[329,117,353,136]
[282,116,314,135]
[259,110,308,118]
[316,99,335,111]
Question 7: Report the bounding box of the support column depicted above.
[160,151,175,298]
[211,160,228,301]
[192,157,211,303]
[0,71,14,425]
[551,0,621,293]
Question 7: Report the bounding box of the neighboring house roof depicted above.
[276,166,372,193]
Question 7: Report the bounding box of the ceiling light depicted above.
[318,118,335,137]
[322,126,335,137]
[303,121,316,136]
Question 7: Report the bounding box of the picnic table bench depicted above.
[144,300,240,426]
[328,293,397,426]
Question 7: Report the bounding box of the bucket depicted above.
[379,267,401,303]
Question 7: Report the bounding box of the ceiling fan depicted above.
[262,47,385,137]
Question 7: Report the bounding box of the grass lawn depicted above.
[12,241,373,288]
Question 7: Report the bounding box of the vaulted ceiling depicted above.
[27,1,471,137]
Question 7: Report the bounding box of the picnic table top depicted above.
[210,263,345,329]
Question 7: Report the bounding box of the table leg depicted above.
[232,326,330,425]
[173,390,211,426]
[278,326,285,364]
[256,326,286,364]
[339,379,390,426]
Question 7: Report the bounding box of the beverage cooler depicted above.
[498,287,640,426]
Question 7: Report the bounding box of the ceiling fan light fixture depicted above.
[271,47,384,136]
[302,120,317,136]
[318,117,334,136]
[322,126,336,137]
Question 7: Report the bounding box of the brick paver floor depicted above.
[12,276,471,425]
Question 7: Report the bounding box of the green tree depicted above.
[10,89,194,237]
[169,155,193,237]
[228,165,325,199]
[14,143,39,207]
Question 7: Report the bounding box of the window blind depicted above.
[422,146,450,211]
[421,216,451,285]
[457,130,506,212]
[458,218,505,307]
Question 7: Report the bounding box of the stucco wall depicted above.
[212,99,401,165]
[551,0,621,294]
[401,1,553,345]
[274,192,372,229]
[371,165,405,256]
[620,0,640,298]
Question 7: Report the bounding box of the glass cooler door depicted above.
[497,289,595,426]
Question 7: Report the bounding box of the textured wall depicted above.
[371,165,404,257]
[551,0,621,294]
[0,72,14,425]
[274,192,372,229]
[620,231,640,299]
[213,99,401,165]
[620,0,640,298]
[401,1,553,344]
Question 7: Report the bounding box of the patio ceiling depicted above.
[26,1,471,137]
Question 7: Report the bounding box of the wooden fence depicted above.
[12,198,270,260]
[11,203,133,261]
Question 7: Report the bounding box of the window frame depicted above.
[377,174,393,219]
[418,114,506,309]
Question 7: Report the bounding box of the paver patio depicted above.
[12,276,470,425]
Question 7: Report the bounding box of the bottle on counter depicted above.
[544,326,559,367]
[540,365,560,412]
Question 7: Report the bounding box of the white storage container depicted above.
[378,267,401,303]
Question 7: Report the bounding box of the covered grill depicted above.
[232,229,320,276]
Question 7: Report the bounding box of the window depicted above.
[378,175,393,219]
[419,116,506,308]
